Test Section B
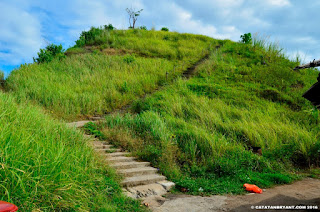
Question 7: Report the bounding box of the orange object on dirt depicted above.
[0,201,18,212]
[243,183,263,194]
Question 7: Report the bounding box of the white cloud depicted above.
[265,0,291,7]
[174,7,217,36]
[167,3,243,40]
[0,2,43,65]
[293,36,318,45]
[189,0,244,8]
[0,0,319,74]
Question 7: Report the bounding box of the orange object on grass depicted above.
[243,183,263,194]
[0,201,18,212]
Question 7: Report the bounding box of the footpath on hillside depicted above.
[67,53,212,206]
[68,50,320,211]
[67,51,212,128]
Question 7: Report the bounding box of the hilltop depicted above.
[1,27,319,211]
[5,29,216,121]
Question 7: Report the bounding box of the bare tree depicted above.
[126,7,143,29]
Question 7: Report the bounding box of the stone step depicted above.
[95,148,122,153]
[93,143,113,149]
[84,134,94,139]
[107,152,130,157]
[122,174,166,187]
[110,161,150,169]
[67,120,91,128]
[90,117,104,121]
[106,156,136,163]
[118,167,158,177]
[126,183,168,199]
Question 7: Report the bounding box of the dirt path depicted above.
[152,178,320,212]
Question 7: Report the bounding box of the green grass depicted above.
[6,54,178,120]
[6,30,217,121]
[3,28,320,209]
[93,39,320,195]
[0,92,145,211]
[70,29,215,62]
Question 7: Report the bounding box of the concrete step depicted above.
[110,161,150,169]
[122,174,166,187]
[106,156,136,163]
[67,120,91,128]
[95,148,122,153]
[93,143,113,149]
[84,134,94,139]
[118,167,158,177]
[126,183,168,198]
[107,152,130,157]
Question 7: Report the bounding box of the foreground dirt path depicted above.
[152,178,320,212]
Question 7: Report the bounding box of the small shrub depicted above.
[92,49,101,55]
[33,44,65,63]
[123,54,136,64]
[0,70,4,88]
[240,33,252,44]
[84,122,106,140]
[104,24,115,31]
[163,35,170,41]
[0,70,4,80]
[161,27,169,32]
[139,26,147,30]
[75,27,104,47]
[119,82,130,93]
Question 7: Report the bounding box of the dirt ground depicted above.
[152,178,320,212]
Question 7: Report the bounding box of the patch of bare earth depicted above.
[152,178,320,212]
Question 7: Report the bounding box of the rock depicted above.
[157,181,175,191]
[127,183,167,198]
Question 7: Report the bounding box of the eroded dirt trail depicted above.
[152,178,320,212]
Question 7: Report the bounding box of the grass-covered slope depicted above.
[68,29,214,62]
[6,29,217,121]
[93,39,320,194]
[0,92,143,211]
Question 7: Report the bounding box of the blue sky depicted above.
[1,0,319,76]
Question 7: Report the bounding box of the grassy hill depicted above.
[6,29,217,121]
[1,27,320,210]
[85,36,320,194]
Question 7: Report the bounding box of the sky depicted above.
[1,0,320,76]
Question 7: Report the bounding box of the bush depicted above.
[139,26,147,30]
[123,54,136,64]
[0,70,4,80]
[84,122,106,140]
[161,27,169,32]
[76,27,104,47]
[104,24,115,31]
[33,44,65,63]
[0,70,4,88]
[240,33,252,44]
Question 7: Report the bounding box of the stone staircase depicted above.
[88,136,175,199]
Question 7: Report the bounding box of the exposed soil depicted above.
[106,52,211,115]
[182,53,210,78]
[152,178,320,212]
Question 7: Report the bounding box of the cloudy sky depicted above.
[1,0,319,76]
